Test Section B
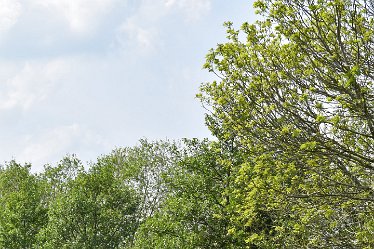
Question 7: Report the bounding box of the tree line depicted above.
[0,0,373,248]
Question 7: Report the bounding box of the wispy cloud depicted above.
[115,0,211,54]
[164,0,211,21]
[18,124,107,170]
[117,20,158,53]
[0,59,70,110]
[0,0,221,170]
[0,0,22,34]
[32,0,121,34]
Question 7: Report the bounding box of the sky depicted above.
[0,0,256,171]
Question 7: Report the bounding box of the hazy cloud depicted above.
[164,0,211,21]
[18,124,106,169]
[0,0,22,34]
[0,0,249,170]
[32,0,120,34]
[115,0,211,54]
[0,59,70,110]
[117,20,158,53]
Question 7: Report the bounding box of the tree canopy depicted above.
[198,0,373,247]
[0,0,373,248]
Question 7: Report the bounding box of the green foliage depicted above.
[198,0,374,247]
[0,141,184,248]
[105,139,180,224]
[1,1,374,248]
[132,139,245,249]
[0,161,47,249]
[37,157,139,249]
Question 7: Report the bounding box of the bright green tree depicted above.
[199,0,374,248]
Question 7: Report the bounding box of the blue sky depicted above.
[0,0,256,171]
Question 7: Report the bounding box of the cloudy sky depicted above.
[0,0,256,171]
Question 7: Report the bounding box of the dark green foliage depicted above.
[0,161,47,249]
[37,160,139,249]
[132,139,243,248]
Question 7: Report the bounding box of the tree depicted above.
[39,155,85,204]
[106,139,179,224]
[0,161,47,248]
[37,159,139,248]
[199,0,373,247]
[36,140,181,248]
[132,139,245,249]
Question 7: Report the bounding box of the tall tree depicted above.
[37,160,139,248]
[199,0,374,247]
[132,139,245,249]
[106,139,180,224]
[40,155,85,203]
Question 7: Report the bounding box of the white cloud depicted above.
[19,124,81,166]
[32,0,120,34]
[0,0,22,34]
[164,0,211,21]
[117,20,158,53]
[114,0,164,54]
[115,0,211,54]
[18,124,106,170]
[0,59,70,110]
